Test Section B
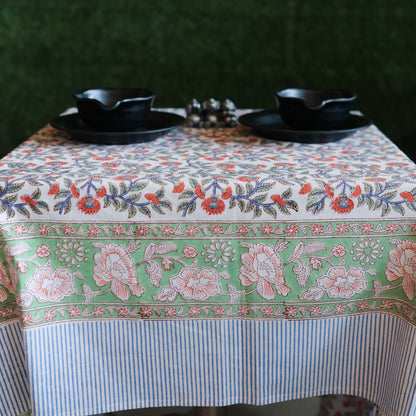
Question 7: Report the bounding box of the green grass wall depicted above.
[0,1,415,159]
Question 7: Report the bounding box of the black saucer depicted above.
[238,109,372,143]
[50,111,186,144]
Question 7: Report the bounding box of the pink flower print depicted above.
[162,225,175,235]
[260,225,273,235]
[111,225,124,236]
[336,224,349,234]
[140,306,153,317]
[238,306,250,316]
[357,301,369,311]
[38,225,51,235]
[361,223,374,233]
[68,306,80,317]
[334,304,346,314]
[26,263,76,302]
[210,225,224,234]
[93,243,144,301]
[63,225,75,235]
[262,306,274,317]
[386,223,399,233]
[44,310,56,320]
[170,264,222,301]
[36,244,51,258]
[188,306,201,316]
[213,306,226,316]
[386,239,416,300]
[183,246,197,258]
[381,300,393,310]
[14,225,27,235]
[284,306,298,317]
[21,313,33,324]
[88,226,100,236]
[239,243,290,300]
[93,307,105,316]
[311,224,324,234]
[136,225,149,236]
[186,226,200,236]
[285,224,299,236]
[331,244,346,257]
[237,225,249,236]
[0,308,12,318]
[317,265,367,299]
[309,306,322,316]
[164,307,177,317]
[117,307,129,317]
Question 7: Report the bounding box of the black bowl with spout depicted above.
[275,88,357,129]
[74,88,156,131]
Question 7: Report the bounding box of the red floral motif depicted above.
[38,225,51,235]
[331,196,354,214]
[317,265,367,299]
[20,195,36,207]
[170,263,222,301]
[284,306,298,317]
[386,239,416,300]
[188,306,201,316]
[271,194,286,206]
[77,195,101,214]
[202,197,225,215]
[213,306,226,316]
[351,185,362,197]
[237,225,249,235]
[145,193,160,205]
[140,307,153,317]
[70,183,80,198]
[400,191,415,202]
[63,225,75,235]
[48,183,60,195]
[239,243,290,300]
[173,182,185,193]
[299,183,312,194]
[238,306,250,315]
[93,243,144,301]
[262,306,274,316]
[136,225,149,236]
[222,187,232,200]
[164,307,177,317]
[68,306,80,317]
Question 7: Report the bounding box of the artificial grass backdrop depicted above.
[0,1,415,159]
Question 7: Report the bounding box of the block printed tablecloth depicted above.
[1,110,416,416]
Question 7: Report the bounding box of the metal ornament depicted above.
[185,98,237,128]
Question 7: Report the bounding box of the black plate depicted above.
[238,109,372,143]
[50,111,185,144]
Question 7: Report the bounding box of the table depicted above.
[1,109,416,416]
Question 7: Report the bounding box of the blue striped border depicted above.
[0,320,30,416]
[21,315,416,416]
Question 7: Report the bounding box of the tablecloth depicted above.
[1,109,416,416]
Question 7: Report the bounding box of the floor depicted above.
[106,398,322,416]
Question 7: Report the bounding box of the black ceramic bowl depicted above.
[275,88,357,129]
[74,88,156,131]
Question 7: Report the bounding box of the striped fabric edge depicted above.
[0,319,31,416]
[23,314,416,416]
